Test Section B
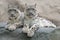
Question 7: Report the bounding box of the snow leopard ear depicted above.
[34,3,36,8]
[31,25,39,31]
[25,3,27,6]
[32,27,36,30]
[32,27,39,31]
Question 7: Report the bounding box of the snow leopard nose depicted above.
[11,14,15,17]
[29,13,34,15]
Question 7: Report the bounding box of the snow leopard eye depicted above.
[31,27,35,30]
[8,9,18,14]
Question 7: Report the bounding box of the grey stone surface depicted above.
[0,23,60,40]
[0,29,52,40]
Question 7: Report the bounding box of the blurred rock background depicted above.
[0,0,60,26]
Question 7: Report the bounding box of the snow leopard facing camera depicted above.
[6,8,24,31]
[22,3,56,37]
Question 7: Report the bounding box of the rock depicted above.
[0,26,59,40]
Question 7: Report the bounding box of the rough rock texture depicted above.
[0,22,59,40]
[0,26,60,40]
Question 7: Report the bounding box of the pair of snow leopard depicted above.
[5,3,56,37]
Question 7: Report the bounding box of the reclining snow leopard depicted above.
[22,3,56,37]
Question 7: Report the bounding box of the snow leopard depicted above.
[5,8,24,31]
[22,3,56,37]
